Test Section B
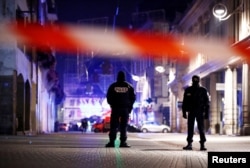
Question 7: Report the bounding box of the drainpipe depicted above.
[37,0,46,25]
[35,0,47,133]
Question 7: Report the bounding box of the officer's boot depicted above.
[105,139,115,147]
[183,142,192,150]
[200,142,207,151]
[120,135,130,148]
[120,139,130,148]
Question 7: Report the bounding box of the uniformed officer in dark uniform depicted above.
[182,75,209,151]
[105,71,136,148]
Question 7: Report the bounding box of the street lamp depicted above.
[155,65,165,73]
[212,0,243,21]
[212,3,228,20]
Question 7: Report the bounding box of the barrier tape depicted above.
[1,22,249,63]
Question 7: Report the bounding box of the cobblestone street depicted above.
[0,133,249,168]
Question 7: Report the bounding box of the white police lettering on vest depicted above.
[114,87,128,93]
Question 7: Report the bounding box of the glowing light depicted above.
[212,1,243,21]
[168,70,175,84]
[132,74,140,81]
[212,3,228,20]
[155,66,165,73]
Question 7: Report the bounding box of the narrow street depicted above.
[0,132,249,168]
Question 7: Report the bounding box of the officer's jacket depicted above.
[107,81,136,109]
[182,85,209,114]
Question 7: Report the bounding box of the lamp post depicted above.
[212,0,243,21]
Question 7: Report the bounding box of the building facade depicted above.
[0,0,62,135]
[170,0,250,135]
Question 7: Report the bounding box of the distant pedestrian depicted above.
[182,75,209,151]
[105,71,136,148]
[81,118,88,133]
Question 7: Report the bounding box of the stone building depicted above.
[0,0,62,135]
[170,0,250,135]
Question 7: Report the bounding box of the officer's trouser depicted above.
[187,111,206,144]
[109,108,129,143]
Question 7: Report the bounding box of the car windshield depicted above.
[153,122,161,125]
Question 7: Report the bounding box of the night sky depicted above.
[54,0,193,85]
[55,0,193,27]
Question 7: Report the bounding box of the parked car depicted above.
[58,123,69,131]
[68,121,81,131]
[127,124,141,133]
[92,116,110,133]
[140,121,170,133]
[92,116,140,133]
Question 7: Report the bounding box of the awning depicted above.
[181,35,250,86]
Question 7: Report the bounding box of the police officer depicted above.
[182,75,209,151]
[105,71,136,148]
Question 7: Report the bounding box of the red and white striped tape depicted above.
[1,22,249,63]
